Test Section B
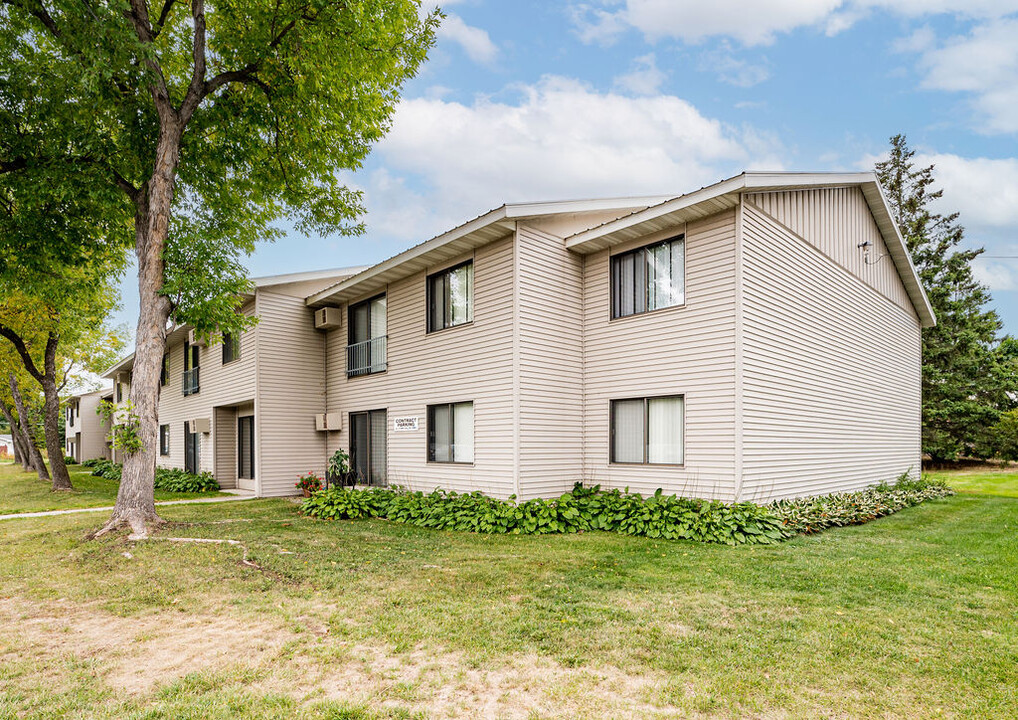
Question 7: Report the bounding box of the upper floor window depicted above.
[116,382,123,403]
[160,353,169,387]
[347,294,387,377]
[222,333,240,364]
[611,236,685,319]
[182,340,200,396]
[428,261,473,332]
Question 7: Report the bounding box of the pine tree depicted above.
[876,135,1016,463]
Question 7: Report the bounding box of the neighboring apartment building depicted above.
[102,267,366,494]
[64,390,112,463]
[95,171,933,503]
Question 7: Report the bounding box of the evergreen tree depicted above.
[876,134,1017,462]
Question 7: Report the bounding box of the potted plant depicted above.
[327,448,356,488]
[296,471,323,497]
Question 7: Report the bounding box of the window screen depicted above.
[611,236,684,318]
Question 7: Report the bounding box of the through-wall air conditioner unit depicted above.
[187,328,206,347]
[314,307,342,331]
[188,417,211,434]
[314,413,341,432]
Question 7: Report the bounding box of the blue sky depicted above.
[116,0,1018,336]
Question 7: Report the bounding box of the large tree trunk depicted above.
[40,336,73,490]
[1,398,31,470]
[93,127,179,539]
[8,373,49,482]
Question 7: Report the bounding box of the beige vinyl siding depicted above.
[745,187,915,316]
[582,209,739,501]
[65,393,109,462]
[254,291,329,496]
[515,222,585,499]
[213,407,237,489]
[326,236,517,498]
[155,304,257,477]
[739,202,922,500]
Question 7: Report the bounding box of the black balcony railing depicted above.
[182,367,200,396]
[346,336,387,377]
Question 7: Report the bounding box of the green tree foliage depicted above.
[1,0,437,534]
[876,135,1018,462]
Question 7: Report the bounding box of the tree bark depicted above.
[1,398,31,470]
[39,335,73,490]
[8,373,49,482]
[93,127,180,538]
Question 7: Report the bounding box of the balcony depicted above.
[182,367,200,396]
[347,336,387,378]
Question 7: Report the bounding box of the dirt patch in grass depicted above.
[0,596,678,718]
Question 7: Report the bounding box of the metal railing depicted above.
[182,367,200,396]
[346,336,387,377]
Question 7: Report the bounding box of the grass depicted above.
[0,464,1015,718]
[926,463,1018,498]
[0,460,229,515]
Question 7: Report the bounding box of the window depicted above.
[115,382,123,403]
[349,409,387,485]
[611,236,685,319]
[238,416,254,479]
[159,424,170,456]
[184,422,200,474]
[428,402,474,463]
[610,396,684,465]
[222,333,241,364]
[347,294,387,377]
[428,261,473,332]
[183,340,200,396]
[160,353,169,387]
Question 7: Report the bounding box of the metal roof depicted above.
[304,196,674,307]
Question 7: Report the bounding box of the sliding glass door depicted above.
[350,409,387,485]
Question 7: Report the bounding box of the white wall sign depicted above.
[393,416,420,432]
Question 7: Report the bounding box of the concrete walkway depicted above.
[0,494,256,521]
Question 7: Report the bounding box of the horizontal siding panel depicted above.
[326,237,517,498]
[583,209,738,501]
[740,203,922,500]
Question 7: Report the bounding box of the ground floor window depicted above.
[184,422,200,474]
[238,415,254,479]
[350,409,386,485]
[610,395,684,465]
[159,424,170,456]
[427,401,474,463]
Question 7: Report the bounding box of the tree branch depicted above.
[0,324,44,383]
[151,0,177,38]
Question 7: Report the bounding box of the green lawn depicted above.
[0,465,1015,718]
[0,460,229,515]
[926,463,1018,498]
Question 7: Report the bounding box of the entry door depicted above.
[237,415,255,492]
[184,422,200,474]
[350,409,387,486]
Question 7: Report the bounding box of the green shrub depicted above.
[89,459,122,481]
[301,483,788,545]
[772,474,953,535]
[88,460,218,492]
[81,458,101,468]
[154,467,219,493]
[63,455,77,465]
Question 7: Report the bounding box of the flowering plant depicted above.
[295,471,323,494]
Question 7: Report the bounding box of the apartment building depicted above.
[64,390,112,463]
[95,171,933,502]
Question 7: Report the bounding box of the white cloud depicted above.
[699,44,770,87]
[613,53,666,95]
[913,19,1018,134]
[569,1,1018,46]
[973,258,1018,291]
[918,153,1018,231]
[436,13,498,65]
[359,76,783,241]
